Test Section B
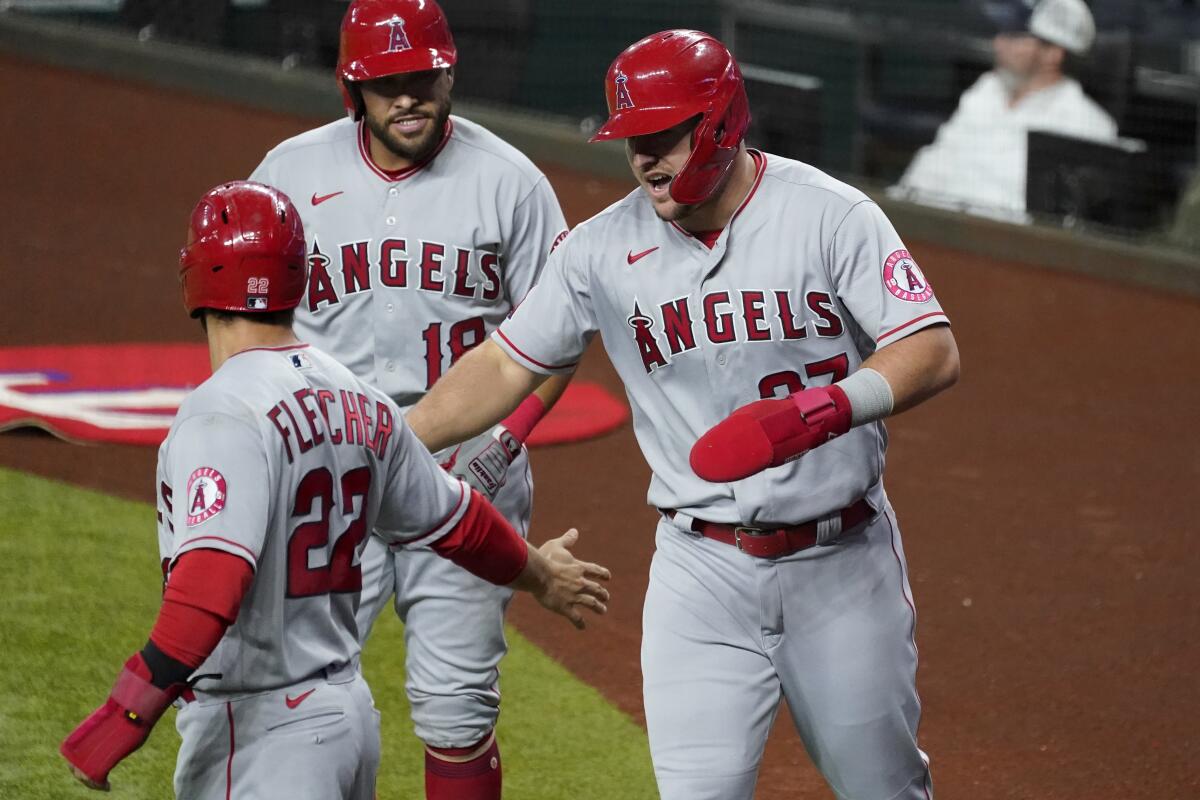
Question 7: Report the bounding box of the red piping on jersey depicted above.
[176,536,258,565]
[493,329,578,372]
[393,480,468,548]
[668,150,767,241]
[225,702,236,800]
[232,343,311,356]
[883,511,932,800]
[876,312,949,345]
[358,118,453,182]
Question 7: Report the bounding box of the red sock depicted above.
[424,730,501,800]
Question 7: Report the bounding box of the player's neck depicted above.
[676,148,757,234]
[206,319,301,372]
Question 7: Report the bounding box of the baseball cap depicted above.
[1028,0,1096,55]
[976,0,1035,34]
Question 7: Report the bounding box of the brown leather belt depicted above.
[663,499,875,559]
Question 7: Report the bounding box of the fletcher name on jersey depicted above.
[59,182,607,799]
[264,370,397,463]
[155,344,462,693]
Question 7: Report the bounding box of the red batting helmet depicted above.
[336,0,457,119]
[179,181,308,317]
[590,30,751,206]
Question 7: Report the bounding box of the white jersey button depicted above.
[385,360,396,371]
[385,303,394,312]
[717,354,727,366]
[386,216,396,225]
[388,188,398,196]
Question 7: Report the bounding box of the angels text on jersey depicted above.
[626,288,846,374]
[304,236,504,313]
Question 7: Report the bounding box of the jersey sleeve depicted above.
[374,415,472,550]
[247,154,274,186]
[503,176,569,306]
[164,413,272,570]
[827,201,950,348]
[491,234,597,375]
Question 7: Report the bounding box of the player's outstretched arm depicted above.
[510,529,611,630]
[691,325,960,482]
[419,489,610,628]
[442,371,573,501]
[408,339,549,454]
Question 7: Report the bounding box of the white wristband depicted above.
[835,368,894,427]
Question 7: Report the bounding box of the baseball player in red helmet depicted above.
[405,30,960,799]
[58,181,608,798]
[247,1,571,796]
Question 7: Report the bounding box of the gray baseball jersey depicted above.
[155,344,471,694]
[495,150,944,799]
[249,115,567,411]
[249,114,566,749]
[494,151,949,524]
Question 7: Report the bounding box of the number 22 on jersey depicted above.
[287,466,372,597]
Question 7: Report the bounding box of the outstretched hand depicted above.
[521,529,611,630]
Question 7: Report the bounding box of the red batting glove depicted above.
[61,653,182,791]
[690,385,853,482]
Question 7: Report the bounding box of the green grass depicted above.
[0,467,656,799]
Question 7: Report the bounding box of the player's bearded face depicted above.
[360,69,453,166]
[626,118,702,222]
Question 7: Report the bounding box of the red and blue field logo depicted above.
[0,342,629,448]
[0,343,209,446]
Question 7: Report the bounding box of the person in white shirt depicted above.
[893,0,1118,221]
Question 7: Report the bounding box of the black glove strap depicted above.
[140,640,195,690]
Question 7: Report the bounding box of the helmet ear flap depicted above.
[715,80,749,149]
[338,78,366,121]
[670,68,751,206]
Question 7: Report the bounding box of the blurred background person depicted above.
[893,0,1117,221]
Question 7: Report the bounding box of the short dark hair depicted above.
[198,308,296,330]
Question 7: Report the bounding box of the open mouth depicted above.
[646,174,672,198]
[389,116,429,135]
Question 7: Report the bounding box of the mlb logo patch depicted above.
[289,352,313,370]
[246,296,269,310]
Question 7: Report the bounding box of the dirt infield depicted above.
[2,57,1197,798]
